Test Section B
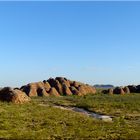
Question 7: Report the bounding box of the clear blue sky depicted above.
[0,1,140,87]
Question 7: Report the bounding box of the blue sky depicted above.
[0,1,140,87]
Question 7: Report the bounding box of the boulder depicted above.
[0,87,31,103]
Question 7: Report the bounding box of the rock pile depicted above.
[102,85,140,95]
[21,77,96,97]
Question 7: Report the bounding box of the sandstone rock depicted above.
[47,78,57,87]
[108,88,114,95]
[43,81,51,92]
[11,89,31,104]
[0,87,30,103]
[136,85,140,93]
[70,86,81,96]
[56,77,70,87]
[77,85,87,95]
[21,82,49,97]
[123,86,130,94]
[113,87,125,95]
[127,85,137,93]
[88,86,96,94]
[48,87,60,96]
[62,84,73,95]
[82,85,96,94]
[73,81,81,88]
[55,80,63,95]
[21,77,97,97]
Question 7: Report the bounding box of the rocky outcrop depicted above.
[113,87,125,95]
[0,87,31,104]
[0,77,96,103]
[21,82,49,97]
[48,87,60,96]
[123,86,130,94]
[21,77,96,97]
[102,85,140,95]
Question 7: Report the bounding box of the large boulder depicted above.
[0,87,31,104]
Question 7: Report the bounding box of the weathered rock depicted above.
[70,86,81,96]
[62,84,73,95]
[73,81,81,88]
[21,77,97,97]
[136,85,140,93]
[82,85,96,94]
[56,77,70,87]
[48,87,60,96]
[77,85,87,95]
[55,80,63,95]
[108,88,114,95]
[127,85,137,93]
[0,87,31,103]
[123,86,130,94]
[21,82,49,97]
[113,87,125,95]
[11,89,31,104]
[43,81,51,92]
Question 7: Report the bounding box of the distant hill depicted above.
[94,84,114,89]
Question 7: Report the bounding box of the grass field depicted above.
[0,93,140,139]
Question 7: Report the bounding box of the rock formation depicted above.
[0,87,31,104]
[102,85,140,95]
[21,77,96,97]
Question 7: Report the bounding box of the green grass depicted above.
[0,94,140,139]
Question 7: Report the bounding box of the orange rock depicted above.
[62,84,73,95]
[0,87,31,104]
[123,87,130,94]
[48,87,60,96]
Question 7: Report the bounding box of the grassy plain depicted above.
[0,93,139,139]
